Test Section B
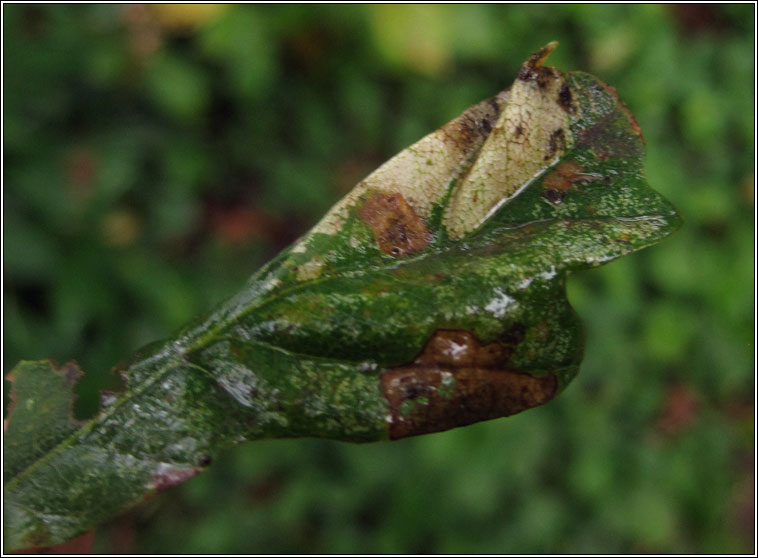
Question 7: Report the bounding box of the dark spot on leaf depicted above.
[543,189,564,204]
[557,83,575,112]
[544,128,565,160]
[381,329,556,439]
[198,455,213,467]
[405,384,421,399]
[500,323,526,347]
[358,192,431,257]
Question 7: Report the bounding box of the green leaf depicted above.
[3,43,680,551]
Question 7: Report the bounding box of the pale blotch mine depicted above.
[306,91,509,237]
[443,43,573,238]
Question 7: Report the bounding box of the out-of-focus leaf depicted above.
[3,43,680,551]
[198,7,276,101]
[143,53,210,123]
[368,4,454,76]
[150,4,228,31]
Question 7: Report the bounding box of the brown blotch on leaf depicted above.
[556,160,584,179]
[358,192,431,257]
[542,160,601,192]
[381,328,556,439]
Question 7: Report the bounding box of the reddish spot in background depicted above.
[656,383,700,435]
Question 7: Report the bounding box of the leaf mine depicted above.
[381,329,557,439]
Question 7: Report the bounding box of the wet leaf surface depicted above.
[3,43,680,551]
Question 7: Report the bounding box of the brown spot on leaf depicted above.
[542,161,601,192]
[416,330,509,367]
[556,160,584,179]
[358,192,431,257]
[381,329,556,439]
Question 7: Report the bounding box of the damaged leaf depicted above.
[3,42,680,551]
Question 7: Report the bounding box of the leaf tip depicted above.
[526,41,559,70]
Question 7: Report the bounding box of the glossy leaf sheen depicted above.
[3,44,680,551]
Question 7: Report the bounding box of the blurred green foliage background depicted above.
[3,4,754,554]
